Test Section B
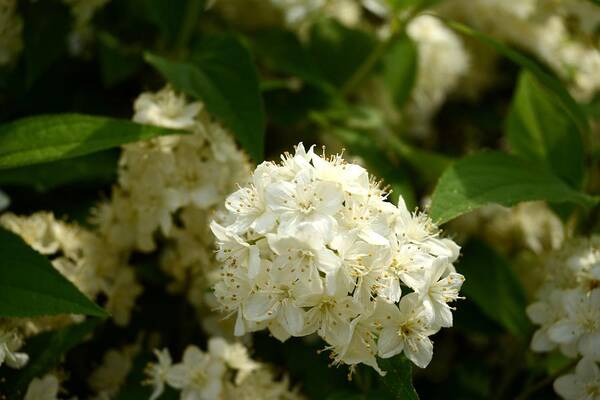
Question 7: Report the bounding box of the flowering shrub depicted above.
[0,0,599,399]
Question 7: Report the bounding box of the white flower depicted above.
[332,305,383,375]
[222,368,304,400]
[167,346,226,400]
[0,212,62,255]
[103,267,143,326]
[548,288,600,360]
[212,143,462,373]
[147,339,303,400]
[207,337,260,384]
[0,329,28,369]
[377,294,438,368]
[415,258,465,328]
[527,290,568,353]
[299,292,361,345]
[405,14,470,136]
[146,349,173,400]
[89,345,137,398]
[527,236,600,361]
[24,374,61,400]
[265,169,343,239]
[554,357,600,400]
[225,167,275,234]
[133,86,202,130]
[243,263,318,336]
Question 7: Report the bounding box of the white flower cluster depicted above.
[24,374,63,400]
[211,143,464,373]
[96,86,250,253]
[405,15,470,137]
[0,0,23,65]
[554,357,600,400]
[526,236,600,399]
[146,337,303,400]
[94,86,251,329]
[439,0,600,102]
[88,342,140,400]
[449,202,565,255]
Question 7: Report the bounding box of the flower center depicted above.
[298,201,315,214]
[191,368,207,387]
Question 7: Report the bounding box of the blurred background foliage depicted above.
[0,0,599,399]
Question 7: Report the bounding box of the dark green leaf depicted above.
[140,0,188,42]
[458,240,531,337]
[251,29,332,91]
[453,298,504,336]
[0,114,182,169]
[0,319,99,397]
[0,227,107,317]
[506,72,584,188]
[308,18,376,88]
[379,355,419,400]
[429,151,597,224]
[443,19,589,137]
[388,137,452,185]
[382,34,418,108]
[0,150,118,192]
[146,34,265,161]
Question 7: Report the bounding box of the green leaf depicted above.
[145,34,266,161]
[458,240,531,337]
[506,72,584,188]
[379,355,419,400]
[308,18,376,88]
[0,227,107,317]
[0,114,182,170]
[429,151,596,224]
[382,34,418,108]
[443,19,589,137]
[0,319,99,397]
[0,150,118,192]
[251,29,332,91]
[388,137,452,185]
